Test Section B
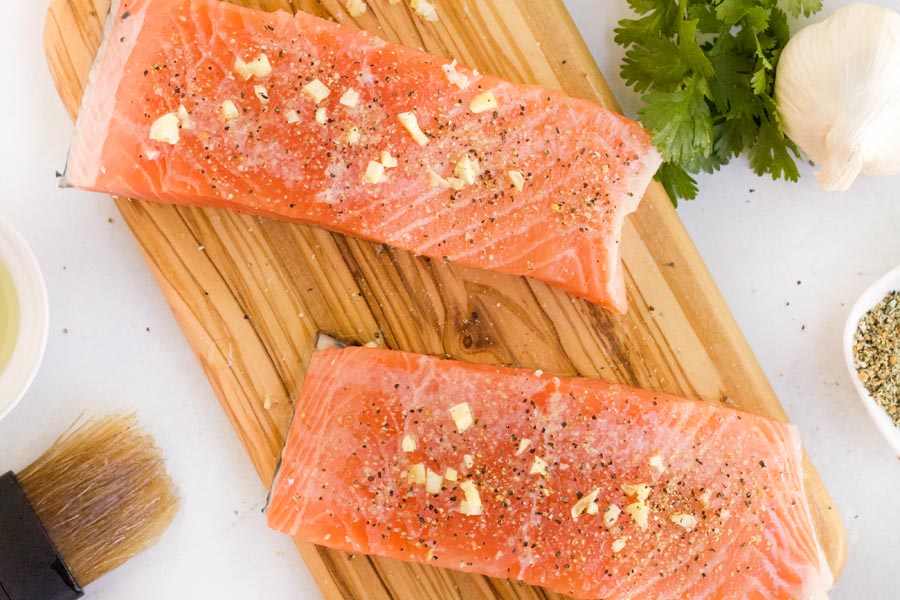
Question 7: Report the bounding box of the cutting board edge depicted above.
[41,0,847,588]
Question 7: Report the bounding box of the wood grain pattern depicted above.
[44,0,846,597]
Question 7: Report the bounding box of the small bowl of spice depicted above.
[844,264,900,456]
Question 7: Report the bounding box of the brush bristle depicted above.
[16,414,179,586]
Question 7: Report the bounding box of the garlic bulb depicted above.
[775,3,900,191]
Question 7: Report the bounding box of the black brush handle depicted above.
[0,471,83,600]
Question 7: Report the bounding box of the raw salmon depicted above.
[64,0,661,312]
[268,346,832,599]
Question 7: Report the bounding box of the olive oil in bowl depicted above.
[0,215,48,421]
[0,258,19,374]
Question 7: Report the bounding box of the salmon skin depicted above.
[268,347,832,599]
[64,0,661,312]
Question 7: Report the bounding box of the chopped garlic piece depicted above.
[462,454,474,469]
[459,480,483,515]
[254,84,269,104]
[150,113,180,145]
[621,483,652,502]
[250,54,272,78]
[453,155,481,185]
[345,0,367,16]
[315,107,328,125]
[236,54,272,79]
[285,109,300,124]
[380,151,398,168]
[446,177,466,191]
[445,467,458,482]
[425,469,444,494]
[442,59,469,89]
[398,111,429,146]
[364,160,386,184]
[234,57,252,80]
[401,434,417,452]
[176,104,193,129]
[407,462,426,484]
[449,403,473,432]
[611,537,627,553]
[625,501,650,530]
[529,455,549,477]
[649,453,665,473]
[341,124,361,146]
[603,504,621,528]
[514,438,531,456]
[719,509,731,520]
[410,0,439,22]
[670,513,698,532]
[570,488,601,520]
[302,79,331,104]
[586,502,600,516]
[340,88,360,108]
[469,91,498,114]
[220,100,240,122]
[428,168,449,188]
[507,170,525,191]
[698,488,712,509]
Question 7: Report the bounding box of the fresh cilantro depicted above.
[616,0,818,204]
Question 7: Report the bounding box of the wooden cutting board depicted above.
[44,0,847,597]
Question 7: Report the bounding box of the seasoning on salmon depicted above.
[63,0,661,313]
[267,346,833,600]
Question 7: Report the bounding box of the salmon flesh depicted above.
[65,0,662,312]
[268,347,832,599]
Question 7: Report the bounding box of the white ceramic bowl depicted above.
[843,264,900,456]
[0,216,49,422]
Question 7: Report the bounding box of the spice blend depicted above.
[854,290,900,427]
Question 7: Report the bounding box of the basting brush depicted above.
[0,414,179,599]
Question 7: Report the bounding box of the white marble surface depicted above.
[0,1,897,598]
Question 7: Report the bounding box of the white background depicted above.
[1,1,898,598]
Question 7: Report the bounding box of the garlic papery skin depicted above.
[775,3,900,191]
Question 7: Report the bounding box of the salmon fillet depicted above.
[64,0,661,312]
[268,347,832,599]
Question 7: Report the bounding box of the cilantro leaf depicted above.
[750,68,767,95]
[638,76,713,165]
[620,36,689,93]
[677,18,714,78]
[716,0,770,29]
[614,1,680,47]
[656,161,699,204]
[785,0,822,18]
[616,0,820,203]
[748,121,801,181]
